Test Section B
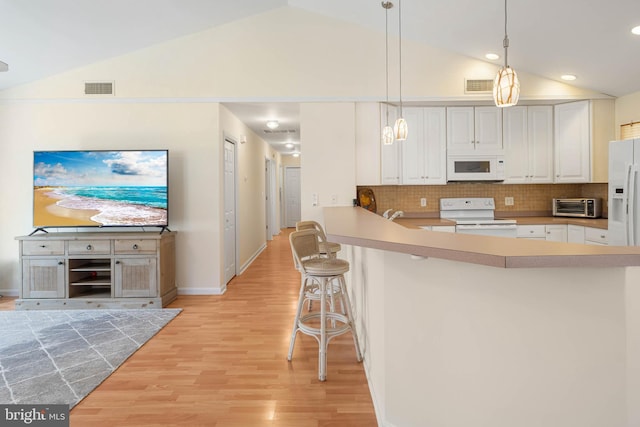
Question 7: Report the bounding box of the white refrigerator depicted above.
[609,138,640,245]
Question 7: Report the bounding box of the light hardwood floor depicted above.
[1,229,377,426]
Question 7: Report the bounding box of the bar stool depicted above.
[296,220,342,311]
[295,220,341,258]
[288,229,362,381]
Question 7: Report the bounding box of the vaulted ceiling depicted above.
[1,0,639,151]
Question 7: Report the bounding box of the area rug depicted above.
[0,309,181,408]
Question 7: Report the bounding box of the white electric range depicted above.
[439,197,517,238]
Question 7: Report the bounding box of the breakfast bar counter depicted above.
[324,206,640,268]
[323,206,640,427]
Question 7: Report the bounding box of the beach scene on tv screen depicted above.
[33,150,168,227]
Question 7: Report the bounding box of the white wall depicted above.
[615,90,640,140]
[300,103,357,223]
[0,101,221,295]
[219,104,282,271]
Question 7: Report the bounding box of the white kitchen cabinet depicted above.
[554,100,591,183]
[585,227,608,245]
[447,106,503,154]
[431,225,456,233]
[568,225,585,244]
[545,224,568,242]
[517,225,546,240]
[401,107,447,185]
[503,106,553,183]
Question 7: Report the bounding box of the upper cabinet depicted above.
[401,107,447,185]
[554,100,591,183]
[503,106,553,183]
[447,106,503,154]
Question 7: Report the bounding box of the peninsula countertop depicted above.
[323,206,640,269]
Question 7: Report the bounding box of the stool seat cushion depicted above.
[302,258,349,276]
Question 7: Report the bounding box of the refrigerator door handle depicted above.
[628,164,639,246]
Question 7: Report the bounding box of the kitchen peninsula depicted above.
[324,206,640,427]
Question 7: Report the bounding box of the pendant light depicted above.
[381,1,395,145]
[393,0,408,140]
[493,0,520,107]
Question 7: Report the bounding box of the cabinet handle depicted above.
[40,245,46,248]
[58,261,64,265]
[116,260,121,264]
[132,244,139,250]
[86,244,92,250]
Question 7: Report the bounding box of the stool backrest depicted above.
[289,229,321,271]
[296,220,328,242]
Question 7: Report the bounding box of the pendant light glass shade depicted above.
[394,118,408,141]
[493,0,519,108]
[382,125,395,145]
[493,65,520,107]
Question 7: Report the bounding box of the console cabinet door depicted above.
[114,257,158,297]
[22,258,65,298]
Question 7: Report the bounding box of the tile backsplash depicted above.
[358,183,608,217]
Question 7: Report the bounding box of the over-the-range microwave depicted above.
[447,155,505,182]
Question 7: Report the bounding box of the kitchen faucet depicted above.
[382,209,393,219]
[389,210,404,221]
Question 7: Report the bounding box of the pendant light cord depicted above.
[398,0,403,117]
[385,3,390,125]
[503,0,509,68]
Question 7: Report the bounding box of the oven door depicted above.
[456,223,517,238]
[447,155,505,182]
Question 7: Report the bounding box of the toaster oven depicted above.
[552,198,602,218]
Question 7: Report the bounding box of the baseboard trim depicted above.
[177,286,226,296]
[0,289,19,297]
[238,243,267,275]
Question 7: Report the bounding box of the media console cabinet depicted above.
[15,231,177,309]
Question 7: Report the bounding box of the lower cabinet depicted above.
[22,258,66,299]
[568,225,585,244]
[16,232,177,309]
[585,227,608,245]
[545,225,568,242]
[517,224,568,242]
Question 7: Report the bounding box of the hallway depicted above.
[68,228,377,426]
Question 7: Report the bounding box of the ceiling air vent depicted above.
[84,81,114,95]
[465,79,493,94]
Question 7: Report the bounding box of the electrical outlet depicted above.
[420,197,427,207]
[312,193,318,207]
[331,194,338,205]
[505,196,514,206]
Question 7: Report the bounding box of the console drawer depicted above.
[114,239,157,254]
[22,240,64,256]
[68,240,111,255]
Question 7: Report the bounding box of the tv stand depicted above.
[15,231,177,310]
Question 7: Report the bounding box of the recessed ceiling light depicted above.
[632,25,640,35]
[485,53,500,61]
[266,120,279,129]
[561,74,577,81]
[285,143,294,149]
[292,152,300,158]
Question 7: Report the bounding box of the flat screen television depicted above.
[33,150,168,230]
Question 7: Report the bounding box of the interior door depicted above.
[223,139,237,285]
[284,167,301,228]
